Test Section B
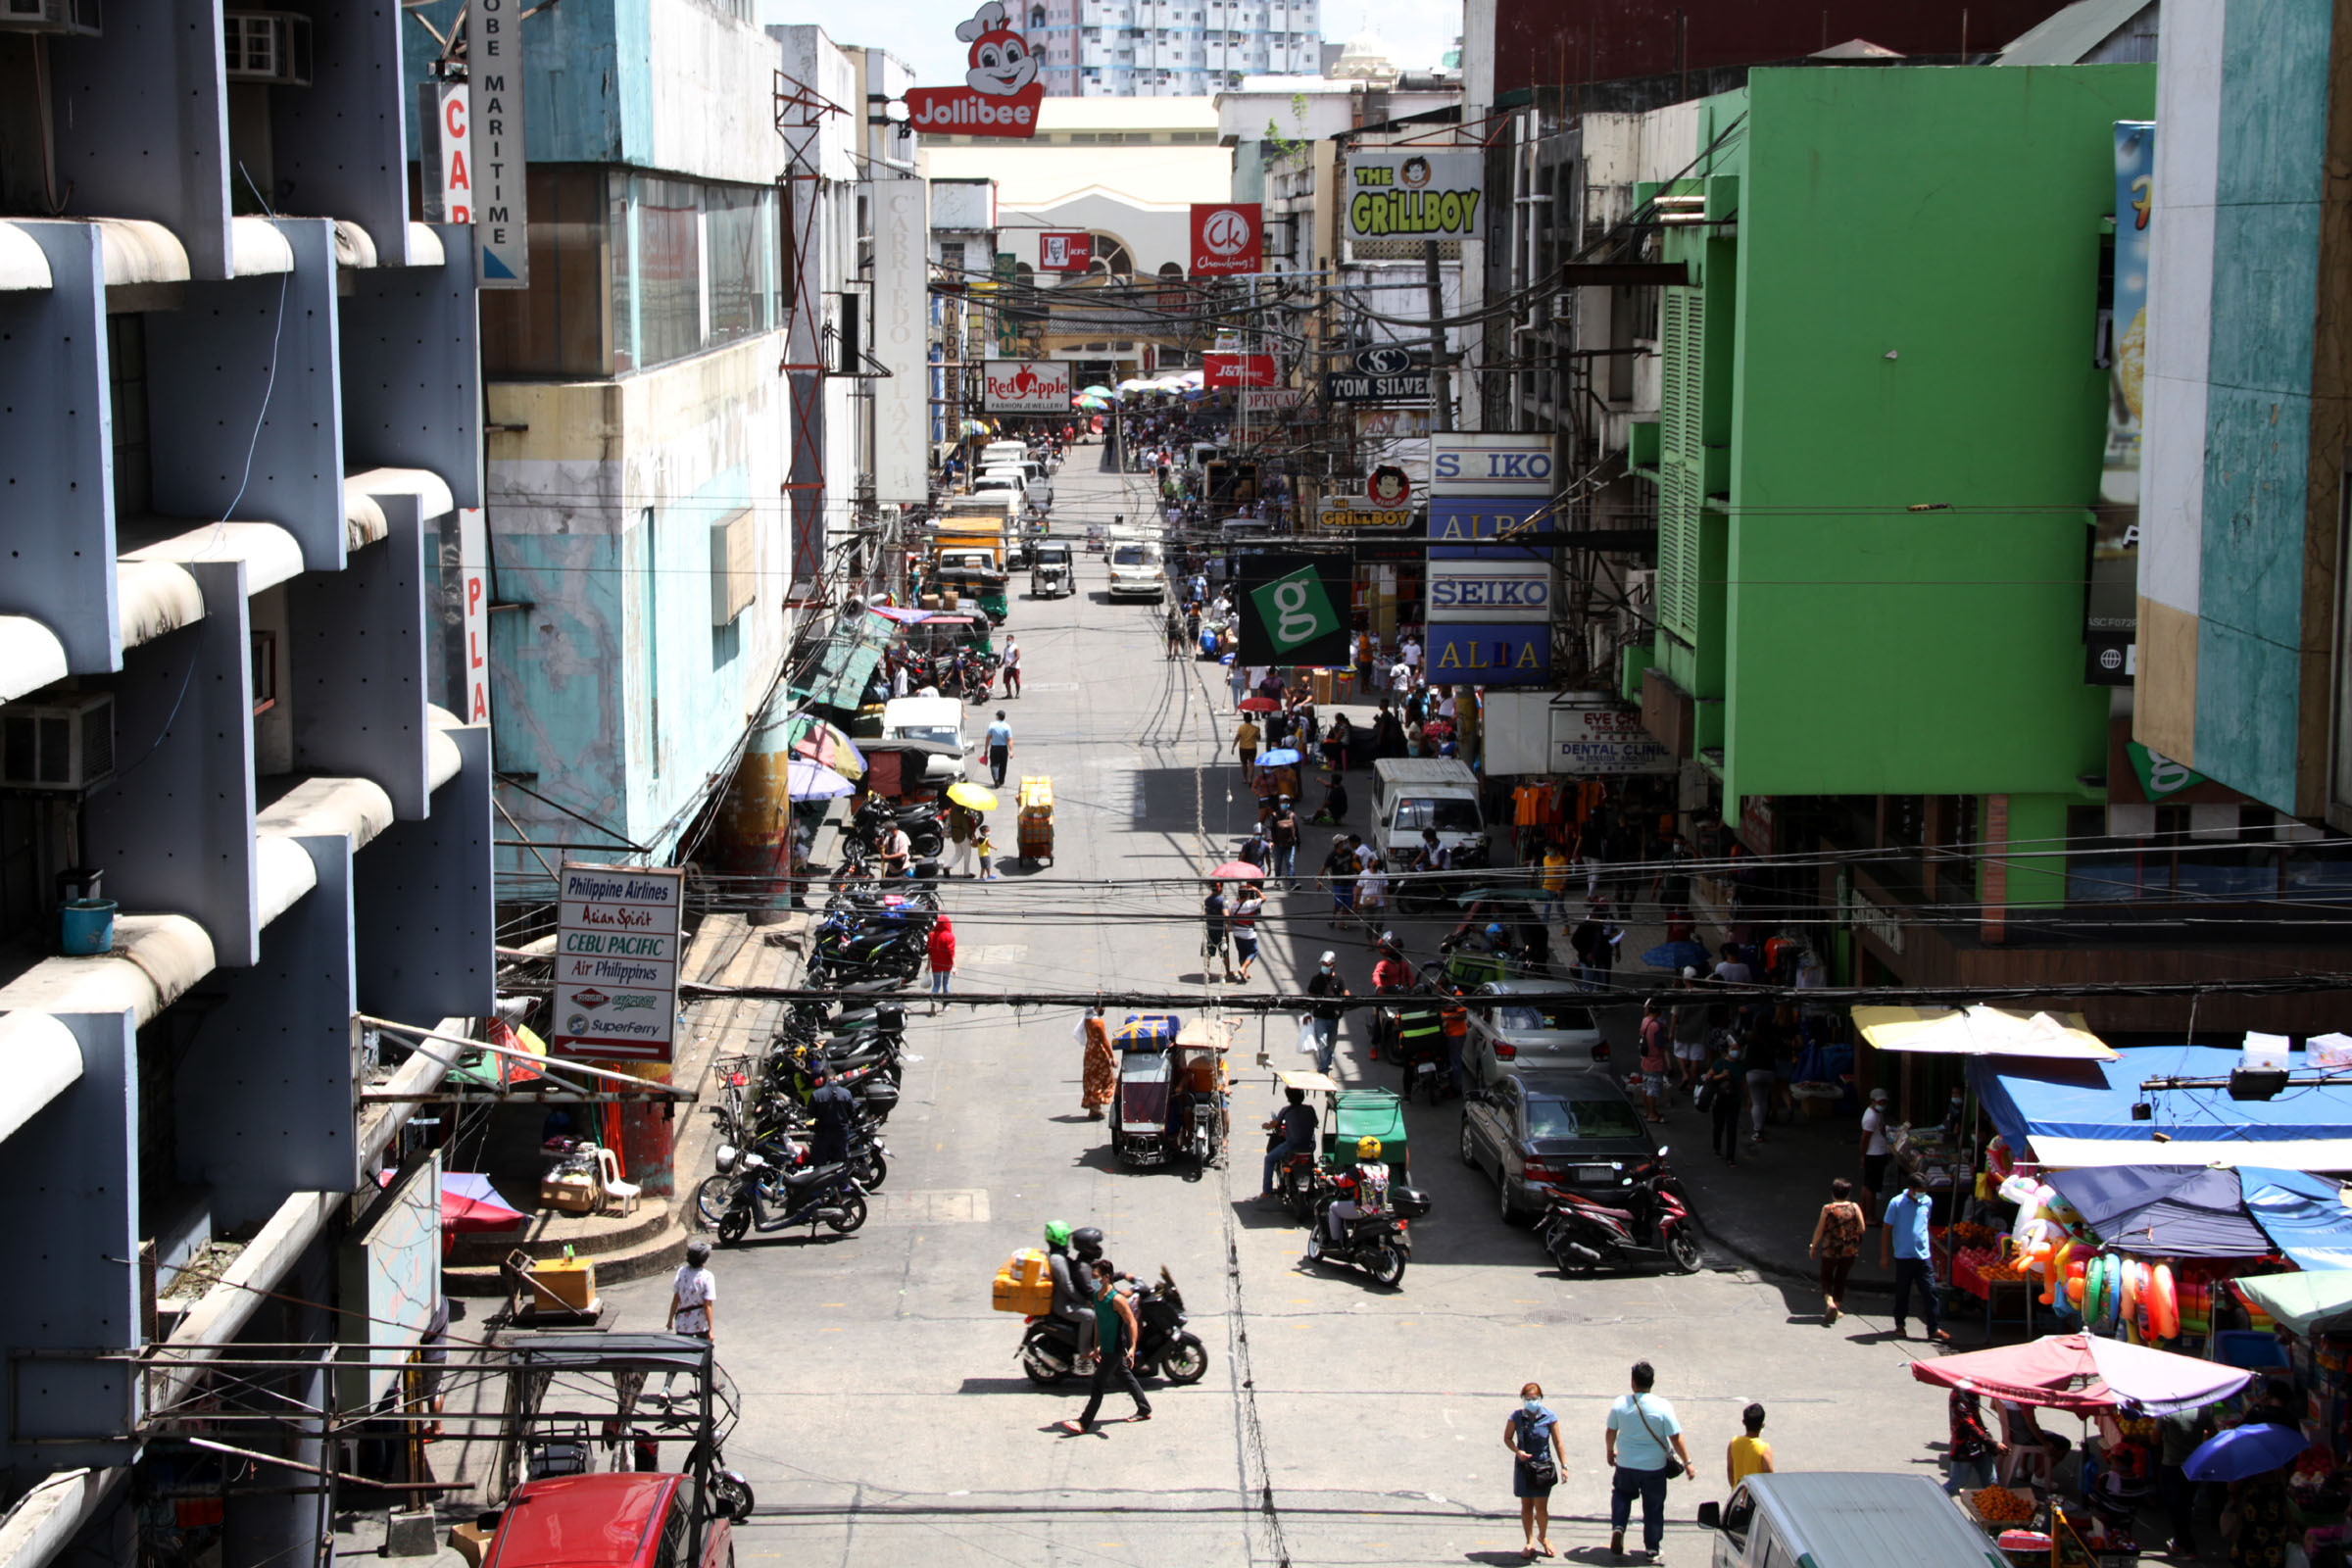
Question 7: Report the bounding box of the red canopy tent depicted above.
[1909,1332,2252,1414]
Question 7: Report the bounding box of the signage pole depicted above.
[1425,239,1451,433]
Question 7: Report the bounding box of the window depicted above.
[1393,796,1482,834]
[705,182,774,345]
[1526,1097,1642,1143]
[106,315,151,518]
[1030,3,1047,23]
[607,173,782,376]
[482,166,613,377]
[1495,1004,1593,1033]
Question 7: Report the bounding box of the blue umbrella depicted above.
[2185,1424,2311,1483]
[1642,938,1710,973]
[787,758,857,801]
[1256,748,1301,767]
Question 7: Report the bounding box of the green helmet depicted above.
[1044,1220,1073,1250]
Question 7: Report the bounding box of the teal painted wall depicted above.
[405,0,652,166]
[2190,0,2337,809]
[1707,65,2154,809]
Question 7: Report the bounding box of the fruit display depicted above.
[1974,1486,2034,1523]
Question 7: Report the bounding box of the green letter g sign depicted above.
[1250,564,1338,656]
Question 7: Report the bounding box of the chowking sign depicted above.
[906,2,1044,138]
[552,862,684,1063]
[1344,150,1483,242]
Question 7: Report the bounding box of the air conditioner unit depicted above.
[0,693,117,792]
[222,11,313,85]
[0,0,101,34]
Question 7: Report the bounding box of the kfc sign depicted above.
[906,2,1044,138]
[982,359,1072,413]
[1191,203,1262,275]
[1203,352,1277,389]
[1039,231,1093,272]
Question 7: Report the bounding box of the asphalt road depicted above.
[602,459,1960,1568]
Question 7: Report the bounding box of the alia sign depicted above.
[906,2,1044,138]
[1191,203,1262,275]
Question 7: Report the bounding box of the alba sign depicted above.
[1191,203,1262,275]
[906,2,1044,138]
[981,359,1071,413]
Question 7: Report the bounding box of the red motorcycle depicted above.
[1538,1151,1702,1276]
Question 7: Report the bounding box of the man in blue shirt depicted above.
[984,710,1013,788]
[1880,1173,1951,1344]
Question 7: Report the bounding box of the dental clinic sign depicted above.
[906,2,1044,137]
[552,862,683,1063]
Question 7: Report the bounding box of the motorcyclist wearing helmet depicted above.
[1043,1221,1099,1369]
[1371,932,1414,995]
[1323,1135,1393,1243]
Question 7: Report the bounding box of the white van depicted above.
[1704,1473,1997,1568]
[880,696,969,784]
[1369,758,1486,870]
[1105,530,1164,601]
[979,440,1029,469]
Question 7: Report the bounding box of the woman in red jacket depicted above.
[927,915,956,1013]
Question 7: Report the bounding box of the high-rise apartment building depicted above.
[1028,0,1321,95]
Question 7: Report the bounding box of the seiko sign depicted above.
[1429,433,1555,496]
[1428,566,1550,621]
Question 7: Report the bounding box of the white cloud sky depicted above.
[762,0,1458,86]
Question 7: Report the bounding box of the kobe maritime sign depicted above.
[906,2,1044,137]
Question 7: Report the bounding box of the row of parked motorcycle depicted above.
[692,874,937,1245]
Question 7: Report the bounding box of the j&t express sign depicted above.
[1345,151,1484,242]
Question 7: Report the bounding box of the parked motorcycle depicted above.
[710,1149,867,1245]
[1016,1267,1208,1386]
[1539,1151,1702,1276]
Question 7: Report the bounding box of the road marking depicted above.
[865,1188,992,1225]
[965,944,1029,964]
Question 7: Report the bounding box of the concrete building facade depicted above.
[0,5,494,1561]
[1028,0,1321,95]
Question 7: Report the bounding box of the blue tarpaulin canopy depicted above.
[1971,1046,2352,1169]
[2240,1166,2352,1271]
[2044,1165,2274,1257]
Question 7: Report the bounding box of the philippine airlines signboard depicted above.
[906,2,1044,138]
[1191,203,1262,275]
[552,863,684,1063]
[1344,150,1484,242]
[982,359,1071,414]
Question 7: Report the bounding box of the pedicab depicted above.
[1172,1017,1235,1169]
[1110,1013,1182,1167]
[1017,774,1054,867]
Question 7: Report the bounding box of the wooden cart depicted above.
[1017,774,1054,866]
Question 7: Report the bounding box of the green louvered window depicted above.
[1656,286,1704,641]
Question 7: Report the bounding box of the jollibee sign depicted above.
[906,2,1044,138]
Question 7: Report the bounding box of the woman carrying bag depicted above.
[1506,1382,1568,1560]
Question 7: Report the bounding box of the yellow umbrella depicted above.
[946,782,998,810]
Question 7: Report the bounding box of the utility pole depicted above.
[1425,238,1452,433]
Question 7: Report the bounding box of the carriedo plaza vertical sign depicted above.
[466,0,527,286]
[552,863,683,1062]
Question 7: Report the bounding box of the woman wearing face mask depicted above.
[1505,1381,1566,1559]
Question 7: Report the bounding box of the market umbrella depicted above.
[440,1173,525,1233]
[1256,748,1301,767]
[1081,385,1113,397]
[1909,1332,2252,1415]
[1208,860,1265,881]
[1238,696,1281,713]
[787,758,857,800]
[946,782,998,810]
[1642,938,1711,972]
[868,605,933,624]
[2233,1270,2352,1337]
[2184,1424,2312,1482]
[1853,1004,2116,1061]
[789,715,867,781]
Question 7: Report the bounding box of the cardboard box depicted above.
[448,1521,494,1568]
[539,1174,598,1214]
[526,1259,598,1312]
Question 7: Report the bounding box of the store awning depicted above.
[1972,1046,2352,1166]
[2240,1166,2352,1271]
[800,636,884,715]
[2026,1137,2352,1171]
[1909,1332,2251,1415]
[1854,1005,2115,1060]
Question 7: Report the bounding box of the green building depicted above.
[1630,64,2152,930]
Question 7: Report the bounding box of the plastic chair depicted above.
[595,1147,641,1217]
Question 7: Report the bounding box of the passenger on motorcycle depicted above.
[1371,935,1414,994]
[1325,1137,1392,1242]
[1259,1087,1318,1201]
[1044,1221,1098,1371]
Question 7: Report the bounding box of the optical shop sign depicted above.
[552,863,683,1062]
[1344,150,1484,241]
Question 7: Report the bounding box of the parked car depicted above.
[1459,979,1605,1088]
[1458,1067,1656,1225]
[482,1472,731,1568]
[1702,1473,1996,1568]
[880,695,969,784]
